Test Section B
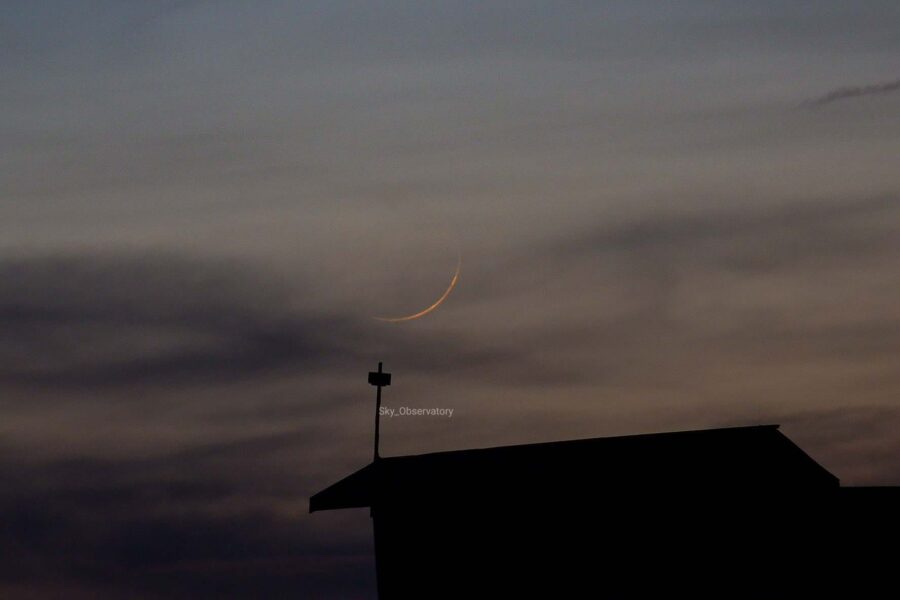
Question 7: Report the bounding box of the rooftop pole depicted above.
[368,361,391,461]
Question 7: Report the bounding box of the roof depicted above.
[309,424,839,513]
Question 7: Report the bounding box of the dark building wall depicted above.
[370,490,897,598]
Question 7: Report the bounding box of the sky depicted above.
[1,1,899,597]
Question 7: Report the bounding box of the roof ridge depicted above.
[379,423,782,462]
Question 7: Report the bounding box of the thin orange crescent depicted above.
[374,255,461,322]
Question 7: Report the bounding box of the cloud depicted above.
[466,194,900,428]
[0,197,898,598]
[0,251,578,394]
[1,193,899,597]
[0,253,370,388]
[803,77,900,107]
[0,437,376,598]
[548,195,899,258]
[478,194,900,334]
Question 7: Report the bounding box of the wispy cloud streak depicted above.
[803,78,900,107]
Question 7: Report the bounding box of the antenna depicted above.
[368,361,391,461]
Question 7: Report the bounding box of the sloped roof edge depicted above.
[309,424,839,513]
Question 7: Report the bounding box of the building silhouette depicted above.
[311,425,898,598]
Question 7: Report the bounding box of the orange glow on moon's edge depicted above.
[374,255,461,322]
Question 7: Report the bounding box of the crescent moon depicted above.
[374,254,461,322]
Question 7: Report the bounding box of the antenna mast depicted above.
[368,361,391,461]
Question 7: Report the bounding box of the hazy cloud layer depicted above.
[2,187,900,595]
[3,1,900,597]
[0,253,578,394]
[0,197,898,597]
[0,254,361,387]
